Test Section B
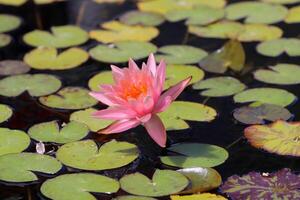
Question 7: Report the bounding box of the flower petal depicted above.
[89,91,116,106]
[147,53,156,76]
[93,107,137,120]
[99,119,140,134]
[154,96,172,113]
[160,76,192,101]
[129,58,139,72]
[111,65,124,82]
[144,114,166,147]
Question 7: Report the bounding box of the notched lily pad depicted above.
[0,60,30,75]
[285,5,300,23]
[0,14,21,33]
[0,34,11,48]
[0,104,13,123]
[120,10,165,26]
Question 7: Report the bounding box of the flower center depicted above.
[122,82,148,100]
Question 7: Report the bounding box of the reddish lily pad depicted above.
[0,60,30,75]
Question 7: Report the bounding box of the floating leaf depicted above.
[285,5,300,23]
[233,88,296,107]
[0,0,26,6]
[0,14,21,33]
[41,173,119,200]
[0,60,30,75]
[225,2,288,24]
[256,38,300,57]
[120,10,165,26]
[160,143,229,168]
[0,128,30,156]
[0,153,62,182]
[0,104,13,123]
[88,71,113,92]
[261,0,300,4]
[233,104,292,125]
[0,74,61,97]
[23,25,88,48]
[34,0,64,4]
[93,0,124,3]
[155,45,207,65]
[89,41,157,63]
[39,87,97,110]
[158,101,217,131]
[193,77,246,97]
[89,21,159,43]
[120,169,189,197]
[171,193,227,200]
[244,120,300,156]
[24,47,89,70]
[28,121,89,144]
[0,34,11,48]
[114,196,157,200]
[56,140,139,170]
[165,5,225,25]
[220,168,300,199]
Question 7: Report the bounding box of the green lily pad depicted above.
[0,128,30,156]
[158,101,217,131]
[193,77,246,97]
[114,196,157,200]
[70,108,113,132]
[0,34,11,48]
[0,104,13,123]
[41,173,120,200]
[56,139,139,170]
[88,71,114,92]
[256,38,300,57]
[160,143,229,168]
[89,41,157,63]
[0,74,61,97]
[0,152,62,183]
[0,14,21,33]
[0,0,27,6]
[120,10,165,26]
[225,2,288,24]
[165,5,225,25]
[155,45,207,65]
[233,104,292,125]
[254,64,300,85]
[120,169,189,197]
[39,87,97,110]
[23,25,88,48]
[233,88,296,107]
[28,121,89,144]
[0,60,30,75]
[24,47,89,70]
[285,5,300,23]
[261,0,300,4]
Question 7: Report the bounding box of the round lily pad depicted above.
[158,101,217,131]
[41,173,120,200]
[0,104,13,123]
[120,10,165,26]
[88,71,113,92]
[160,143,229,168]
[114,196,157,200]
[120,169,189,197]
[89,41,157,63]
[28,121,89,144]
[0,60,30,75]
[0,0,27,6]
[0,34,11,48]
[23,25,88,48]
[56,139,139,170]
[34,0,64,4]
[285,5,300,23]
[89,21,159,43]
[39,87,97,110]
[233,88,296,107]
[193,77,246,97]
[0,128,30,156]
[24,47,89,70]
[0,74,61,97]
[0,14,21,33]
[171,193,227,200]
[0,152,62,183]
[155,45,207,65]
[93,0,124,3]
[261,0,300,4]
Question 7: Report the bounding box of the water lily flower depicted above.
[89,54,191,147]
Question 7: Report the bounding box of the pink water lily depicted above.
[89,54,191,147]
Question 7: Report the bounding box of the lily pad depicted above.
[89,41,157,63]
[0,74,61,97]
[120,10,165,26]
[220,168,300,199]
[0,60,30,75]
[24,47,89,70]
[89,21,159,43]
[0,153,62,183]
[0,14,21,33]
[114,196,157,200]
[0,0,27,6]
[120,169,189,197]
[160,143,229,168]
[56,139,139,170]
[23,25,88,48]
[158,101,217,131]
[0,128,30,156]
[233,104,292,125]
[88,71,113,92]
[285,5,300,23]
[244,120,300,156]
[261,0,300,4]
[256,38,300,57]
[41,173,119,200]
[193,77,246,97]
[165,5,225,25]
[225,2,288,24]
[0,34,11,48]
[28,121,89,144]
[93,0,124,3]
[233,88,296,107]
[155,45,207,65]
[0,104,13,123]
[39,87,98,110]
[171,193,227,200]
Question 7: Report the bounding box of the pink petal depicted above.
[99,119,140,134]
[136,113,152,123]
[147,53,156,76]
[144,114,166,147]
[129,58,139,71]
[111,65,124,82]
[160,76,192,101]
[154,96,172,113]
[92,107,137,120]
[89,91,116,106]
[153,60,166,99]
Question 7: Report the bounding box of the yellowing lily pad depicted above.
[0,104,13,123]
[41,173,120,200]
[0,60,30,75]
[171,193,227,200]
[0,0,26,6]
[120,10,165,26]
[261,0,300,4]
[39,87,98,110]
[89,41,157,63]
[23,25,88,48]
[120,169,189,197]
[0,14,21,33]
[285,5,300,23]
[56,139,139,170]
[24,47,89,70]
[0,34,11,48]
[244,120,300,156]
[89,21,159,43]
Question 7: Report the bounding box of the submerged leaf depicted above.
[0,60,30,75]
[120,10,165,26]
[0,14,21,33]
[0,104,13,123]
